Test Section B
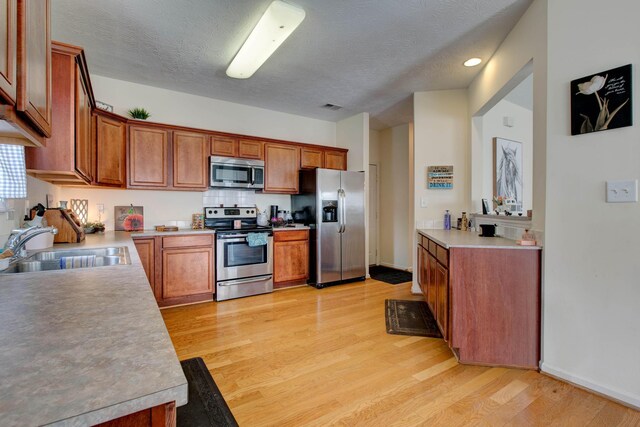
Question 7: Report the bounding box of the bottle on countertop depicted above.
[443,210,451,230]
[461,212,468,231]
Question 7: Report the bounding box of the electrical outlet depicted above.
[97,203,105,214]
[606,180,638,203]
[46,194,54,209]
[420,197,428,208]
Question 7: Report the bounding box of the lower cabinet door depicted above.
[162,247,213,300]
[426,253,437,313]
[274,239,309,284]
[133,238,155,290]
[435,262,449,339]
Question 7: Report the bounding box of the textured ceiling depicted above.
[52,0,533,130]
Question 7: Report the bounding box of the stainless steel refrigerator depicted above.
[292,168,366,288]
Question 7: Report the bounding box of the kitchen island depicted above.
[417,229,541,369]
[0,232,188,426]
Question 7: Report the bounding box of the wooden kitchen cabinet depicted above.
[273,229,309,288]
[211,135,263,160]
[324,149,347,170]
[133,238,155,290]
[237,138,263,159]
[16,0,51,137]
[94,111,126,187]
[264,142,300,193]
[0,0,49,147]
[435,261,448,339]
[211,135,237,157]
[25,42,94,185]
[0,0,17,105]
[173,130,208,189]
[156,234,215,307]
[128,125,169,188]
[426,252,437,315]
[300,146,324,169]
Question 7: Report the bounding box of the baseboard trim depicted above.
[540,363,640,410]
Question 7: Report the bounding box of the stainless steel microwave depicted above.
[210,156,265,189]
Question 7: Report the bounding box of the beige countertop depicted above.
[0,232,188,426]
[272,225,310,231]
[418,229,541,250]
[130,228,216,238]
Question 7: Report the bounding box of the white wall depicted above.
[25,76,339,230]
[473,99,533,212]
[92,75,337,146]
[378,124,412,270]
[542,0,640,408]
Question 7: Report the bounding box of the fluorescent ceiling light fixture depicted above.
[463,57,482,67]
[226,1,306,79]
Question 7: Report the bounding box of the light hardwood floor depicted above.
[161,279,640,426]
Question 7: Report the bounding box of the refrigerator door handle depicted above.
[339,189,346,233]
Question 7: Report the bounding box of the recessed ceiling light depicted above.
[226,1,306,79]
[463,58,482,67]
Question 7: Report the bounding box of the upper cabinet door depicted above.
[264,142,300,194]
[0,0,17,104]
[95,113,126,187]
[211,135,237,157]
[300,147,324,169]
[16,0,51,137]
[237,138,263,160]
[173,131,208,189]
[128,125,169,188]
[324,150,347,170]
[75,65,92,181]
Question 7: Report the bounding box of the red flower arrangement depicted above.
[123,214,144,231]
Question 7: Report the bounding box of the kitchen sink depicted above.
[1,247,131,274]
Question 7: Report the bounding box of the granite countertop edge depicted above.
[0,232,188,426]
[417,229,541,250]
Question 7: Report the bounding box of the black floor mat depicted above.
[178,357,238,427]
[369,265,413,284]
[385,299,443,338]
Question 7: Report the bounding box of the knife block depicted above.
[42,209,85,243]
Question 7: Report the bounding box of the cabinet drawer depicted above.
[436,245,448,267]
[274,229,309,242]
[162,234,213,248]
[420,235,428,248]
[428,240,437,255]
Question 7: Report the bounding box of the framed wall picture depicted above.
[114,205,144,231]
[427,165,453,189]
[493,138,523,211]
[571,64,632,135]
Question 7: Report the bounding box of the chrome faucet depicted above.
[3,226,58,259]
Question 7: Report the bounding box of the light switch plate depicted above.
[606,180,638,203]
[420,197,428,208]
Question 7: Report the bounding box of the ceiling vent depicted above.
[322,103,343,111]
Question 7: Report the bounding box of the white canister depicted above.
[257,210,269,226]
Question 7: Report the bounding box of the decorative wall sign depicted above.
[427,165,453,189]
[493,138,523,211]
[95,100,114,112]
[114,205,144,231]
[571,64,632,135]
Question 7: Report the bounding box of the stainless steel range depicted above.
[205,207,273,301]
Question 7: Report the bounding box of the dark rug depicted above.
[370,265,413,284]
[385,299,442,338]
[178,357,238,427]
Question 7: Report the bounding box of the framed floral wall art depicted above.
[571,64,632,135]
[114,205,144,231]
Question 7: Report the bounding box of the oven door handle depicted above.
[218,275,273,287]
[218,236,248,241]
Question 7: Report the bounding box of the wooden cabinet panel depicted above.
[274,230,309,287]
[324,150,346,170]
[25,42,92,185]
[162,247,213,299]
[0,0,17,104]
[426,252,437,313]
[435,262,448,340]
[133,238,155,290]
[173,131,208,189]
[264,143,299,194]
[95,401,176,427]
[238,138,263,159]
[300,147,323,169]
[162,234,213,248]
[16,0,51,137]
[436,245,448,267]
[95,113,126,187]
[128,125,169,188]
[75,63,91,180]
[211,135,237,157]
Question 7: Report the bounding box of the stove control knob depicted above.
[206,209,213,215]
[213,210,218,214]
[246,210,250,214]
